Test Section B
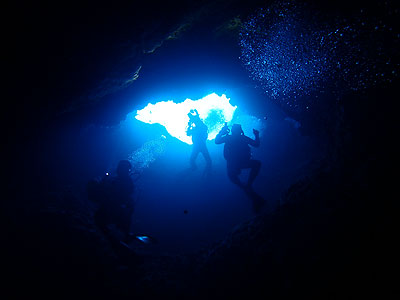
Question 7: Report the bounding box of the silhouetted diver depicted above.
[186,109,212,176]
[215,123,261,189]
[89,160,135,244]
[215,123,265,212]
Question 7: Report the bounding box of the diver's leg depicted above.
[190,147,200,170]
[247,159,261,188]
[117,206,135,243]
[118,208,133,236]
[94,208,108,235]
[227,164,244,188]
[201,145,212,171]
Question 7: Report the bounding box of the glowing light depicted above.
[135,93,237,144]
[136,236,150,243]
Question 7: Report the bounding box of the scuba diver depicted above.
[186,109,212,176]
[215,123,261,190]
[88,160,135,245]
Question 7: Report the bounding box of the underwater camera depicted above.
[187,109,199,119]
[220,122,230,135]
[187,109,199,128]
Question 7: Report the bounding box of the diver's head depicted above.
[116,160,132,177]
[188,109,200,122]
[231,124,244,136]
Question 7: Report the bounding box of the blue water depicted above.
[84,88,320,254]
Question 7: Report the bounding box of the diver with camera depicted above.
[219,122,230,136]
[215,123,261,190]
[186,109,212,176]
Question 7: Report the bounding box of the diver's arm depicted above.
[215,123,229,144]
[186,125,193,136]
[248,129,260,147]
[215,132,228,144]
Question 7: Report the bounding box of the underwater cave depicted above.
[6,0,399,298]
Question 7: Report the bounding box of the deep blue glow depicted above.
[135,93,237,144]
